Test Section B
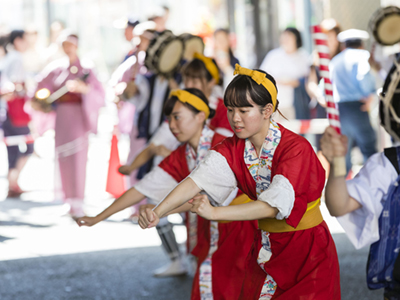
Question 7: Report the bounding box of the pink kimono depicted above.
[36,57,104,215]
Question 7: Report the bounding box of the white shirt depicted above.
[1,49,26,86]
[259,47,310,108]
[338,152,398,249]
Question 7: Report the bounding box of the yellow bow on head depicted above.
[169,89,210,119]
[193,52,220,84]
[233,64,277,110]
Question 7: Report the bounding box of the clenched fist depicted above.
[320,126,348,164]
[188,194,216,220]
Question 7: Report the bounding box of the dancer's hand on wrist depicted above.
[138,207,159,229]
[188,194,217,220]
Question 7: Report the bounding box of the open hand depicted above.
[138,208,159,229]
[320,126,348,163]
[118,165,132,175]
[188,194,216,220]
[75,216,100,227]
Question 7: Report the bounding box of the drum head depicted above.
[370,6,400,46]
[377,14,400,45]
[182,35,204,60]
[157,39,184,74]
[145,30,174,73]
[380,56,400,141]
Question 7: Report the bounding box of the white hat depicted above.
[337,29,369,42]
[133,21,156,36]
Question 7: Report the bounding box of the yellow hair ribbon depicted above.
[193,52,220,84]
[233,64,277,110]
[169,89,210,119]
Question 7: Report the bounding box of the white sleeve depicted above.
[149,122,180,150]
[337,152,398,249]
[134,166,178,204]
[258,175,295,220]
[189,150,237,206]
[220,188,239,206]
[108,56,136,87]
[127,74,149,112]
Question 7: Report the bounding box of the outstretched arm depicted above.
[321,126,361,216]
[119,144,156,175]
[139,202,193,216]
[188,194,278,221]
[76,187,146,226]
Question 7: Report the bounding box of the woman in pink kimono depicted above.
[33,34,105,217]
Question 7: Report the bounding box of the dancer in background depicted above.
[139,65,340,299]
[117,53,234,279]
[78,88,219,278]
[213,28,239,90]
[0,30,33,197]
[110,24,156,188]
[122,16,140,62]
[32,33,104,217]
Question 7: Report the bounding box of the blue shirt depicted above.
[330,49,376,103]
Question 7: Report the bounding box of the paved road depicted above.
[0,135,384,300]
[0,195,383,300]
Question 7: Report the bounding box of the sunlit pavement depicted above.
[0,131,382,299]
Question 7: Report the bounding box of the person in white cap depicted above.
[122,16,140,62]
[329,28,377,174]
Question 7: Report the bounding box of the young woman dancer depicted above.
[117,53,234,279]
[77,88,257,299]
[139,65,341,299]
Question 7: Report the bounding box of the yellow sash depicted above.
[258,198,323,233]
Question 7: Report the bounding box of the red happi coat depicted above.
[209,97,232,134]
[159,132,258,300]
[212,125,341,300]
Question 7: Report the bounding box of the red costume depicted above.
[189,122,341,299]
[159,130,258,300]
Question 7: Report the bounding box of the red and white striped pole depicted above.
[312,25,347,176]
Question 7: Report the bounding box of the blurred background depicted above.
[1,0,400,299]
[2,0,398,71]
